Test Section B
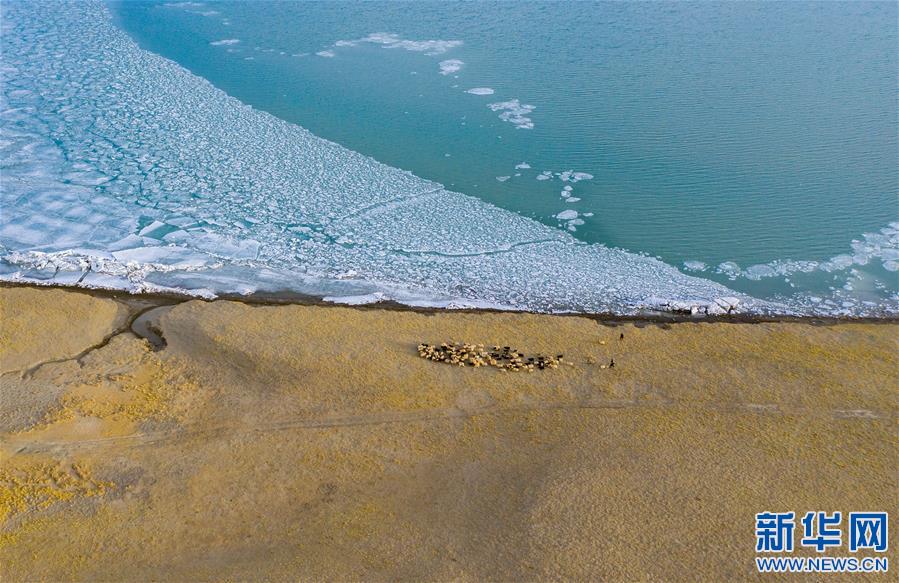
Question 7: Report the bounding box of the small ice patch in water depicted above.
[315,50,336,58]
[566,218,585,232]
[465,87,495,95]
[743,264,777,280]
[556,210,578,221]
[683,261,707,272]
[488,99,535,130]
[339,33,462,56]
[717,262,741,278]
[515,162,531,169]
[707,222,899,287]
[495,176,510,182]
[439,59,463,75]
[558,170,594,183]
[210,39,240,46]
[164,2,206,8]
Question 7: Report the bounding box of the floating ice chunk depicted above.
[563,185,572,192]
[717,262,741,278]
[495,176,510,182]
[744,264,777,280]
[566,218,585,232]
[164,2,206,8]
[820,254,854,272]
[566,198,581,203]
[558,170,594,183]
[341,33,463,56]
[315,50,336,58]
[683,261,707,272]
[884,260,899,272]
[439,59,463,75]
[210,39,240,46]
[465,87,494,95]
[488,99,535,130]
[515,162,531,170]
[536,171,552,181]
[556,210,578,221]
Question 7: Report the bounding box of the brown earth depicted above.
[1,285,896,581]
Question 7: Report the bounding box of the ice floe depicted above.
[488,99,535,130]
[210,38,240,46]
[708,223,899,283]
[558,170,593,183]
[439,59,463,75]
[465,87,495,95]
[336,33,462,56]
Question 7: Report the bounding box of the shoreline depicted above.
[3,280,897,327]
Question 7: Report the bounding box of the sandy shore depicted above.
[0,285,896,580]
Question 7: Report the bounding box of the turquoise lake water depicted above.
[1,1,896,315]
[111,0,897,307]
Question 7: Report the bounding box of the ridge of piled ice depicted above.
[2,1,882,316]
